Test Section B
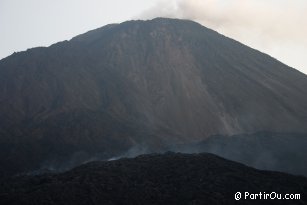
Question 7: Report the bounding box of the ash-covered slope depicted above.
[1,153,306,205]
[174,132,307,176]
[0,18,307,176]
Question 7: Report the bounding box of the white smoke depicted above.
[138,0,307,74]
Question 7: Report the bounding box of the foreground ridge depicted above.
[1,152,306,205]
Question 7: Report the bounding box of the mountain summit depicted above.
[0,18,307,175]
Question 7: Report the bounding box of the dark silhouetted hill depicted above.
[0,153,306,205]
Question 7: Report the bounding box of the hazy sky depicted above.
[1,0,306,74]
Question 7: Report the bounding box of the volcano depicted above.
[0,18,307,176]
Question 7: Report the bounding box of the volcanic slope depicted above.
[0,18,307,175]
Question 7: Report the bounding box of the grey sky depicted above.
[1,0,306,74]
[0,0,160,59]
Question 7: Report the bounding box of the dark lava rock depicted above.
[0,152,306,205]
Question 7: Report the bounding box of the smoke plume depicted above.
[139,0,307,74]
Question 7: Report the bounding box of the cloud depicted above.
[139,0,307,74]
